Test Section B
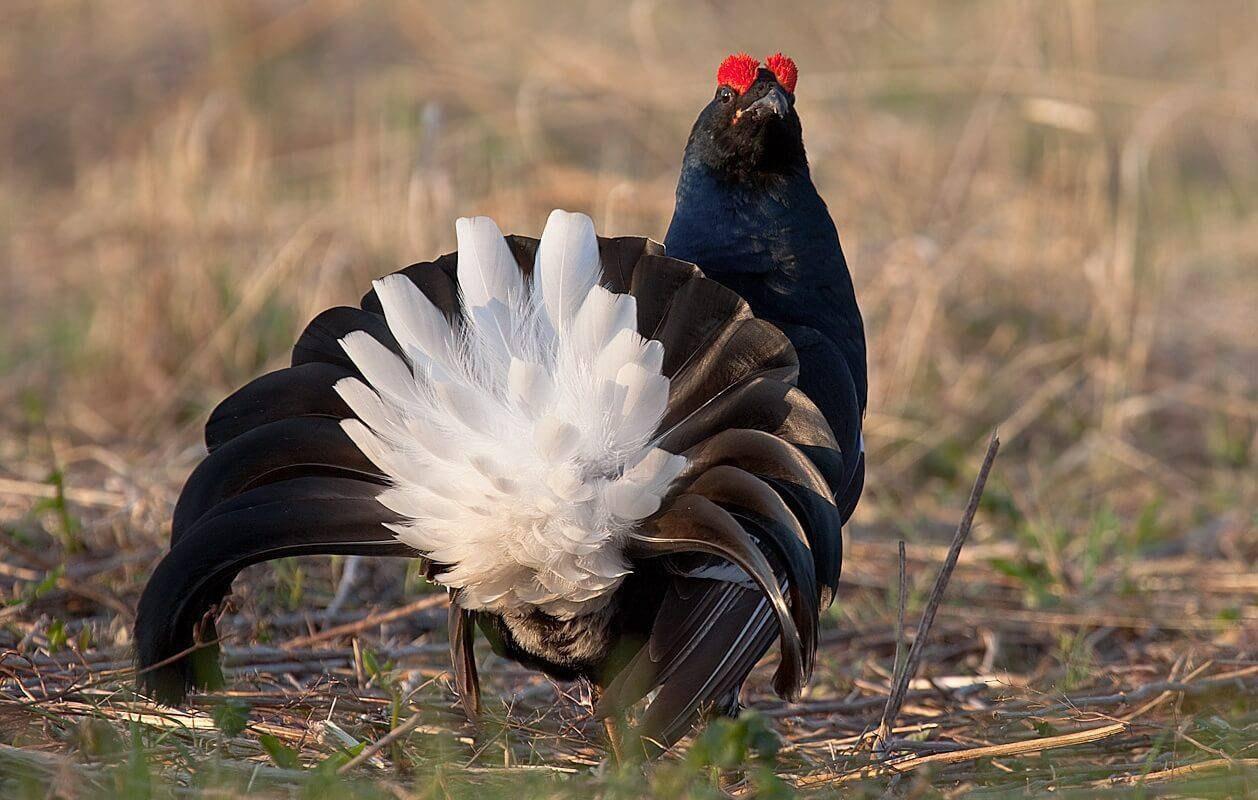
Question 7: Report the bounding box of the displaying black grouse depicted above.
[134,52,865,754]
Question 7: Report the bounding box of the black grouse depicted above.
[134,51,865,754]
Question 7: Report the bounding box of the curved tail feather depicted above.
[448,600,481,718]
[173,417,383,545]
[135,477,416,703]
[204,362,356,453]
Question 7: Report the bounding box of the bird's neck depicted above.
[664,160,841,285]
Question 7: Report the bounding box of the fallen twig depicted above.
[337,709,430,774]
[798,722,1127,787]
[1121,758,1258,784]
[286,594,449,649]
[990,665,1258,719]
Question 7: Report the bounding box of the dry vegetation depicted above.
[1,1,1255,797]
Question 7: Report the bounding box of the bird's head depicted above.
[684,52,807,184]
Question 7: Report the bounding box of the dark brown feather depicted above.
[654,277,752,377]
[449,599,481,719]
[659,376,836,456]
[663,318,799,431]
[675,428,842,603]
[205,362,355,452]
[597,236,665,293]
[174,417,383,546]
[632,588,776,751]
[629,255,703,339]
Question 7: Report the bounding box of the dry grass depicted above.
[1,1,1255,797]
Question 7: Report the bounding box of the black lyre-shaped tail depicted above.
[136,230,856,752]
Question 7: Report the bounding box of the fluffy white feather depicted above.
[336,211,683,617]
[535,210,601,334]
[455,216,521,310]
[373,274,454,370]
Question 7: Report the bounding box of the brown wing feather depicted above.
[626,494,805,696]
[633,588,777,752]
[683,467,819,676]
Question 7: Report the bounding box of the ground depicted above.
[0,1,1255,797]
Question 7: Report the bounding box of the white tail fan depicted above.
[335,211,685,616]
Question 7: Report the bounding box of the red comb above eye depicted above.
[766,52,797,94]
[717,53,759,95]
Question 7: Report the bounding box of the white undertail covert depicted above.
[335,210,686,617]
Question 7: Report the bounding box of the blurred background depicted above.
[4,0,1254,548]
[0,0,1254,789]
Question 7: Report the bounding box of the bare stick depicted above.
[324,555,363,618]
[286,593,448,649]
[874,541,908,749]
[877,430,1000,752]
[1120,758,1258,785]
[336,709,429,774]
[799,721,1125,787]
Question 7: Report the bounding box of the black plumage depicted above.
[665,65,867,519]
[654,53,868,737]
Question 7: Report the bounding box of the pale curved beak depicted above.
[743,85,790,121]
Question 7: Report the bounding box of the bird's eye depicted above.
[717,87,734,103]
